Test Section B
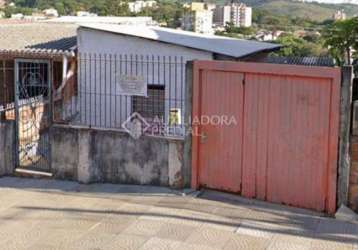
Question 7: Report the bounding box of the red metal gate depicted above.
[191,61,341,214]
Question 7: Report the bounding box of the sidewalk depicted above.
[0,177,357,250]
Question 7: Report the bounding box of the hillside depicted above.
[253,1,358,21]
[3,0,358,22]
[213,0,358,21]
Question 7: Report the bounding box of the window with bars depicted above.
[132,85,165,121]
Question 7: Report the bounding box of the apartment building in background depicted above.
[182,2,214,34]
[182,10,213,34]
[213,5,231,27]
[214,2,252,27]
[128,0,157,13]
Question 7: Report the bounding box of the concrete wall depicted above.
[0,121,15,176]
[76,28,212,131]
[51,125,187,188]
[51,126,79,180]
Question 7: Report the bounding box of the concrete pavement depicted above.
[0,177,357,250]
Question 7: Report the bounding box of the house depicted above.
[255,30,283,41]
[333,9,346,20]
[43,8,59,18]
[76,11,98,17]
[0,23,77,120]
[73,24,281,136]
[11,13,24,19]
[128,0,157,13]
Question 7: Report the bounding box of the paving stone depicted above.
[174,242,221,250]
[45,218,101,231]
[0,177,357,250]
[214,206,248,223]
[139,237,181,250]
[272,232,314,246]
[156,196,191,210]
[223,233,270,250]
[103,234,149,250]
[155,223,198,241]
[122,219,166,236]
[267,241,311,250]
[120,203,155,217]
[27,243,62,250]
[91,216,136,234]
[199,213,240,232]
[32,229,86,246]
[70,232,117,249]
[310,237,355,250]
[183,199,219,214]
[164,213,205,227]
[139,206,177,222]
[235,220,276,239]
[185,227,234,248]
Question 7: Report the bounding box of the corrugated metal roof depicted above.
[264,56,335,67]
[79,24,281,58]
[0,23,77,56]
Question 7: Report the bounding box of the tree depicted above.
[322,17,358,65]
[273,33,326,57]
[103,0,131,16]
[149,1,183,28]
[224,22,255,36]
[3,6,33,17]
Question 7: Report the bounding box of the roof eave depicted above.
[0,48,76,59]
[234,45,283,59]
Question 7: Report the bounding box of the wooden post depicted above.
[338,65,353,207]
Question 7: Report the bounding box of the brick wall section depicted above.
[349,136,358,212]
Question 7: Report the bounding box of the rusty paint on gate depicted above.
[191,61,341,214]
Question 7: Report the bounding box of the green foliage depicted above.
[3,6,33,17]
[215,31,246,39]
[322,17,358,65]
[272,33,326,57]
[102,0,130,16]
[252,9,321,32]
[224,22,256,36]
[144,1,183,27]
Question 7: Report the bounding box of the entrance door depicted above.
[14,59,52,173]
[196,70,244,193]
